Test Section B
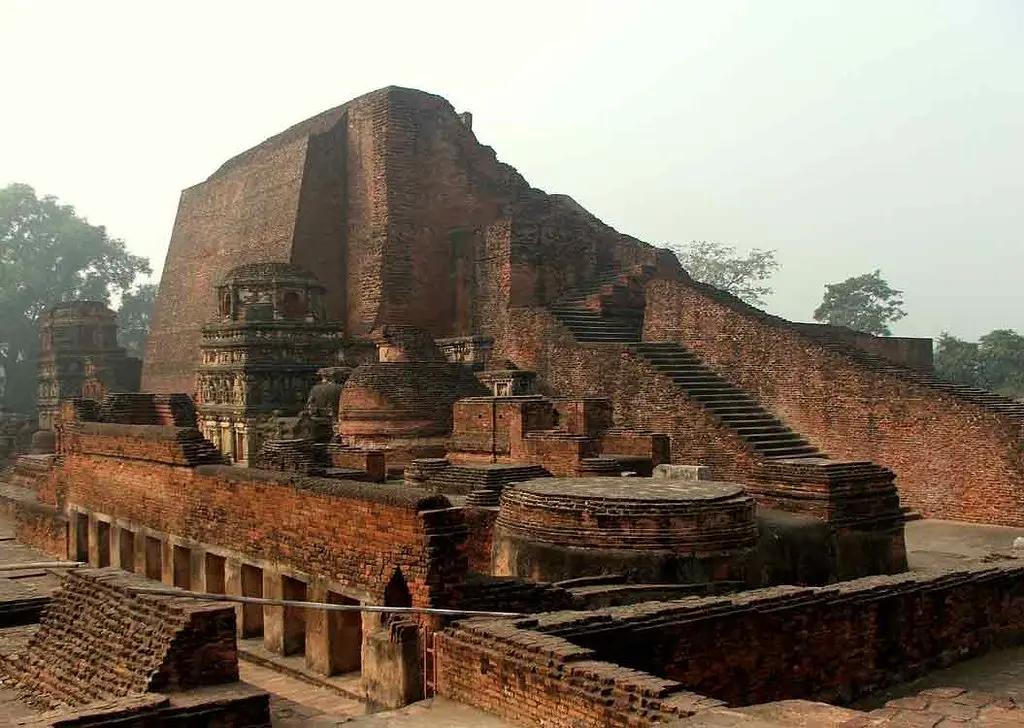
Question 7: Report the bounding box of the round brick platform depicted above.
[492,477,759,585]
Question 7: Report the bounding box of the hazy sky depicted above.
[1,1,1020,340]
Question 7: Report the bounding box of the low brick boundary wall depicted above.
[437,558,1024,726]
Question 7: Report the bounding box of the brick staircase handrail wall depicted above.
[642,278,1024,526]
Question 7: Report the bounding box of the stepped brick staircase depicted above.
[548,271,826,461]
[799,327,1024,423]
[430,463,553,506]
[628,342,822,460]
[548,270,645,343]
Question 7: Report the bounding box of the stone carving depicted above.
[304,367,351,419]
[195,263,342,465]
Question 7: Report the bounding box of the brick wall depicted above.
[461,506,499,574]
[145,85,674,393]
[547,560,1024,706]
[3,568,238,710]
[53,424,467,607]
[792,323,934,371]
[143,137,314,393]
[436,619,724,728]
[643,279,1024,525]
[0,496,68,559]
[495,307,761,481]
[437,559,1024,725]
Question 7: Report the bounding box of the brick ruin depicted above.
[194,261,344,465]
[141,85,1024,528]
[0,85,1023,726]
[36,301,141,432]
[0,568,268,723]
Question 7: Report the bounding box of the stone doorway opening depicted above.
[96,521,111,567]
[144,536,162,581]
[282,576,308,656]
[118,529,135,571]
[74,513,89,563]
[326,591,361,675]
[240,564,264,638]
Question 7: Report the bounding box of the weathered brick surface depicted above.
[543,561,1024,707]
[436,618,724,728]
[63,423,221,467]
[10,501,68,559]
[145,86,674,395]
[20,686,271,728]
[643,279,1024,526]
[1,568,238,710]
[53,424,466,607]
[460,506,498,573]
[496,307,759,481]
[439,560,1024,724]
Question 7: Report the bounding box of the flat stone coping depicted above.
[513,477,745,503]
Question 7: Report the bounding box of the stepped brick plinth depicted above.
[753,457,903,527]
[255,438,325,475]
[408,461,552,506]
[575,456,624,477]
[404,457,452,489]
[97,392,198,427]
[5,453,58,492]
[493,478,759,584]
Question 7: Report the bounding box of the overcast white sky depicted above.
[1,0,1020,340]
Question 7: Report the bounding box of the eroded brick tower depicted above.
[36,301,140,430]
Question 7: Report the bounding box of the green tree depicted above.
[934,333,984,387]
[977,329,1024,397]
[117,282,158,357]
[812,269,906,336]
[931,329,1024,398]
[669,240,780,307]
[0,183,150,413]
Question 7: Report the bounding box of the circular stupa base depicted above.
[491,477,759,585]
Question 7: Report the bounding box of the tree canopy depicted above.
[936,329,1024,398]
[668,240,780,307]
[117,282,158,357]
[0,183,151,413]
[812,269,906,336]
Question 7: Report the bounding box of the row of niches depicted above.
[195,371,319,410]
[216,263,328,324]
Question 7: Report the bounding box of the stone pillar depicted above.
[160,539,174,585]
[362,623,422,710]
[263,571,284,653]
[225,558,246,639]
[190,548,205,591]
[86,515,100,567]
